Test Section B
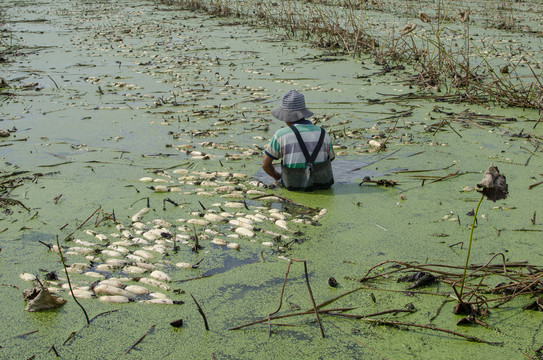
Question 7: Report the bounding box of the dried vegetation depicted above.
[161,0,543,123]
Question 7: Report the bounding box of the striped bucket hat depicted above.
[271,90,314,122]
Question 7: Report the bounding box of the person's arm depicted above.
[262,154,281,183]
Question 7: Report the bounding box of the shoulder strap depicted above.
[290,125,326,164]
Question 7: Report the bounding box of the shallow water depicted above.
[1,0,543,359]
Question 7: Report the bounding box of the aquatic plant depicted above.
[157,0,543,115]
[456,165,508,309]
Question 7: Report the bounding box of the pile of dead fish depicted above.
[20,168,327,306]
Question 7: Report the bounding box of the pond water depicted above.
[1,0,543,359]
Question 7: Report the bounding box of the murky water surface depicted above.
[1,0,543,359]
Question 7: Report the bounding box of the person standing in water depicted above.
[262,90,335,191]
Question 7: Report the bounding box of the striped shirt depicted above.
[264,121,335,168]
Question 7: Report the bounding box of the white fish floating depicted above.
[211,238,227,246]
[230,219,254,230]
[95,264,116,271]
[99,295,130,304]
[274,219,289,230]
[105,258,128,266]
[125,285,149,295]
[150,270,171,282]
[262,242,274,247]
[187,218,209,226]
[139,177,153,182]
[101,250,122,258]
[19,273,36,281]
[224,202,245,208]
[235,227,254,237]
[68,247,95,255]
[227,242,240,250]
[123,266,148,275]
[71,289,94,299]
[149,292,168,299]
[95,234,108,241]
[176,262,192,269]
[133,250,155,260]
[203,213,226,222]
[131,208,149,223]
[138,277,171,291]
[99,279,124,288]
[139,299,177,305]
[136,262,155,271]
[83,272,105,279]
[152,185,169,193]
[312,208,328,222]
[94,284,134,297]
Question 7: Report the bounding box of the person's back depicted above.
[262,90,334,191]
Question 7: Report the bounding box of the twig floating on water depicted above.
[56,235,90,325]
[124,324,156,355]
[190,293,209,331]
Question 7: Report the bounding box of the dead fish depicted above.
[204,213,226,222]
[19,273,37,281]
[123,266,148,275]
[187,218,210,226]
[131,208,150,223]
[83,272,105,279]
[211,238,227,246]
[176,262,192,269]
[235,227,254,237]
[150,270,171,282]
[274,219,288,230]
[99,295,130,304]
[71,289,94,299]
[227,242,240,250]
[133,250,155,260]
[94,284,134,297]
[138,277,171,291]
[312,208,328,221]
[125,285,149,295]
